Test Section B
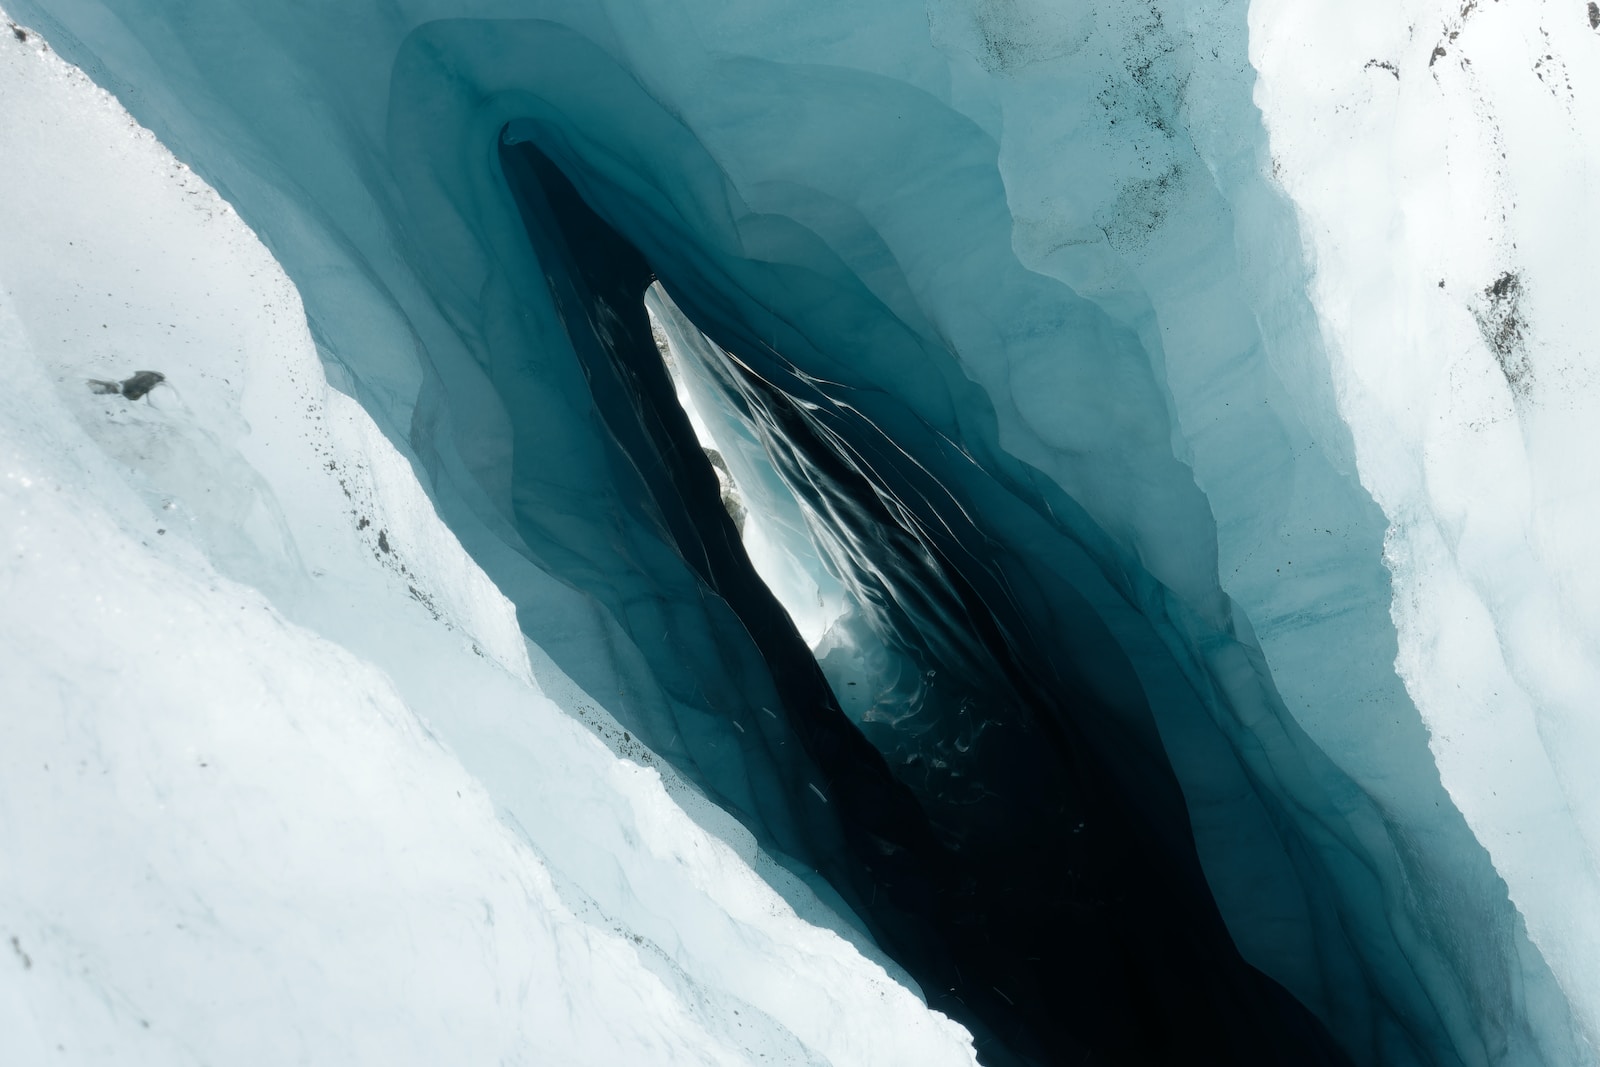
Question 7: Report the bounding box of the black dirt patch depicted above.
[1473,271,1532,394]
[1098,164,1185,252]
[85,370,165,400]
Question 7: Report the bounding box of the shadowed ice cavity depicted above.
[492,120,1345,1064]
[10,1,1587,1065]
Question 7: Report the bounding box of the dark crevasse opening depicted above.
[8,4,1583,1064]
[497,135,1350,1067]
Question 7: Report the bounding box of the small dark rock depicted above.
[1590,1,1599,30]
[120,371,166,400]
[377,530,391,554]
[9,23,26,42]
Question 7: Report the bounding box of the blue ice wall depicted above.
[493,132,1338,1064]
[12,1,1586,1065]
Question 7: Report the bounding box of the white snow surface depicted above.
[0,22,977,1067]
[1251,0,1600,1047]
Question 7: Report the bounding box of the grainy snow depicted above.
[1251,0,1600,1048]
[0,18,977,1066]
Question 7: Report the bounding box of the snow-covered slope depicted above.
[1252,0,1600,1048]
[0,22,977,1066]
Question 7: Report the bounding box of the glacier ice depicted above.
[0,24,975,1067]
[4,0,1599,1065]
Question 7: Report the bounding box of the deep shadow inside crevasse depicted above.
[497,135,1351,1067]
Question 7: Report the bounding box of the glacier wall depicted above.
[0,23,980,1066]
[1250,0,1600,1055]
[6,0,1598,1064]
[487,121,1335,1063]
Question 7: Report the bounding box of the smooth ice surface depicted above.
[0,26,978,1066]
[648,286,850,650]
[6,0,1600,1064]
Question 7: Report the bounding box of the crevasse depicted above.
[8,0,1598,1064]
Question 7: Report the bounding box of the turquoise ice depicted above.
[11,1,1594,1064]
